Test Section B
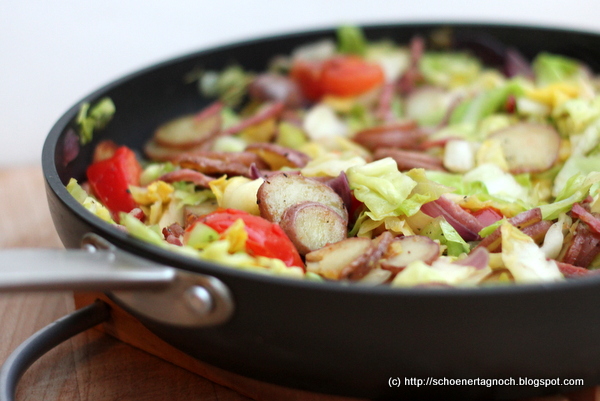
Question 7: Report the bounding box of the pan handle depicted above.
[0,301,111,401]
[0,233,235,327]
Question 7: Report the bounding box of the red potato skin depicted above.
[279,201,348,255]
[346,231,395,280]
[257,173,348,225]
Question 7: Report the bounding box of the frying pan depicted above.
[2,22,600,401]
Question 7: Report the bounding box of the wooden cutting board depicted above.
[0,165,598,401]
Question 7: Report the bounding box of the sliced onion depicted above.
[420,196,484,241]
[61,129,80,167]
[322,172,352,215]
[454,247,489,269]
[504,48,534,79]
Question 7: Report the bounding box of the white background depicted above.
[3,0,600,167]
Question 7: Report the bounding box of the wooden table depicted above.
[0,165,599,401]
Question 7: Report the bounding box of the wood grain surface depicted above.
[1,165,600,401]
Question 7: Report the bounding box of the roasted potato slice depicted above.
[257,173,347,224]
[305,237,373,280]
[490,123,560,174]
[154,109,221,149]
[380,236,441,273]
[279,201,348,255]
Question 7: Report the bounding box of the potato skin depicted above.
[279,201,348,255]
[257,173,348,224]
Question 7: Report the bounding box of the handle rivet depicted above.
[184,286,214,315]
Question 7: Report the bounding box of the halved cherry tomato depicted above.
[471,207,504,227]
[290,55,385,101]
[289,59,324,101]
[86,146,142,219]
[320,56,385,97]
[191,208,304,268]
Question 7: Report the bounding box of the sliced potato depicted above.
[154,110,221,149]
[279,201,348,255]
[305,237,373,280]
[350,231,395,280]
[257,173,347,224]
[490,123,560,174]
[246,142,310,170]
[380,235,440,273]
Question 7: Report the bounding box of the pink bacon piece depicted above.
[157,169,216,188]
[571,203,600,236]
[223,101,285,135]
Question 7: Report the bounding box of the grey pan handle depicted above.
[0,233,234,328]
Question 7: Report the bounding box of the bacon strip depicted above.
[571,203,600,235]
[476,208,543,252]
[375,82,396,123]
[353,122,426,151]
[561,222,600,268]
[193,101,223,122]
[374,148,446,171]
[223,101,285,135]
[176,151,268,178]
[556,261,599,278]
[162,223,184,246]
[397,36,424,94]
[158,169,215,187]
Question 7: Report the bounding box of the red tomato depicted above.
[290,56,385,101]
[320,56,385,98]
[87,146,142,219]
[192,209,304,268]
[471,207,504,227]
[289,59,324,101]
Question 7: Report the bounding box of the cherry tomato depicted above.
[290,55,385,101]
[471,207,504,227]
[192,209,304,268]
[320,56,385,97]
[87,146,142,219]
[289,59,324,101]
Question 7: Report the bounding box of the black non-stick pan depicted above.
[3,23,600,401]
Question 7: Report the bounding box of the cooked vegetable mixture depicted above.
[68,26,600,287]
